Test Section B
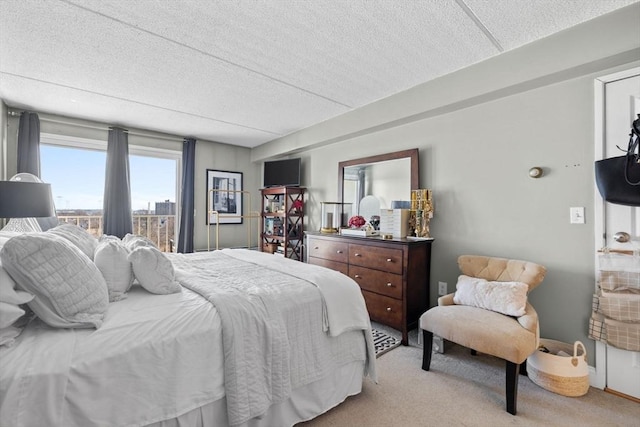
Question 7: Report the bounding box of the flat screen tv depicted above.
[263,158,301,187]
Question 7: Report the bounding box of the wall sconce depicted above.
[528,167,544,178]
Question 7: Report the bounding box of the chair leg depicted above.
[422,330,433,371]
[519,360,528,376]
[505,361,520,415]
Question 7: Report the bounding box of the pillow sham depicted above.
[0,233,108,328]
[123,233,157,251]
[94,239,133,302]
[128,246,181,295]
[48,223,98,260]
[453,274,528,317]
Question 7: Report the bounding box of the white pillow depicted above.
[48,223,98,260]
[453,275,528,317]
[0,233,109,328]
[0,326,22,347]
[0,302,25,329]
[128,246,181,295]
[94,240,133,302]
[123,233,157,251]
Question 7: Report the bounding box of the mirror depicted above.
[338,149,419,221]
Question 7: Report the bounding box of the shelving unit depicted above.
[260,186,305,261]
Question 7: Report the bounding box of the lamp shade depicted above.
[0,181,55,218]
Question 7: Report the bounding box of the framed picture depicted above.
[206,169,243,224]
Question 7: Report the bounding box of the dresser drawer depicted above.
[349,244,403,274]
[349,265,402,299]
[309,257,348,275]
[362,290,402,328]
[307,238,349,263]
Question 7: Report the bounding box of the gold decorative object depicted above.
[410,189,434,238]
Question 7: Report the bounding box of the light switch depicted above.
[570,207,585,224]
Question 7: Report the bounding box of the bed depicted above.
[0,225,377,427]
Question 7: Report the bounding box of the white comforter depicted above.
[170,249,376,426]
[0,249,375,427]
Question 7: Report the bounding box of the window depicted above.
[40,134,180,251]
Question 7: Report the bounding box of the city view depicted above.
[41,144,178,252]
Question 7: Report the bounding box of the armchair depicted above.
[420,255,546,415]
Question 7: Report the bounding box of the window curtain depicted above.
[177,138,196,253]
[102,127,132,238]
[17,111,41,176]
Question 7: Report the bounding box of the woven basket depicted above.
[527,339,589,397]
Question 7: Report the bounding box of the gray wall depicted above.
[254,5,640,363]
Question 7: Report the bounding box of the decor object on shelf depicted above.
[410,189,434,238]
[320,202,347,233]
[348,215,366,228]
[206,169,243,224]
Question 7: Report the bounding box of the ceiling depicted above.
[1,0,637,148]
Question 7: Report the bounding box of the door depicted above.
[595,69,640,399]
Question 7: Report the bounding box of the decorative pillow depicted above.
[453,275,528,317]
[0,326,22,347]
[0,231,35,346]
[123,233,157,251]
[128,246,181,295]
[48,223,98,261]
[94,240,134,302]
[0,233,108,328]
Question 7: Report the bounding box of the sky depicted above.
[40,144,177,211]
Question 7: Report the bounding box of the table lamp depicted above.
[0,180,55,218]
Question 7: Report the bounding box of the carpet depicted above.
[372,328,401,357]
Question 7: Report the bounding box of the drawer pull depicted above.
[386,307,392,312]
[314,246,319,250]
[386,282,392,287]
[355,253,362,257]
[355,274,361,279]
[386,258,392,262]
[336,250,343,254]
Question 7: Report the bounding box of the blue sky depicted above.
[40,145,176,211]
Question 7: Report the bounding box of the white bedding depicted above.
[0,286,224,427]
[0,249,375,427]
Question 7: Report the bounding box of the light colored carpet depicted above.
[300,328,639,426]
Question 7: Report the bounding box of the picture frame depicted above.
[206,169,243,224]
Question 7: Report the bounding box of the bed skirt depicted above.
[145,360,365,427]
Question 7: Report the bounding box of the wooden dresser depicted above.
[305,231,433,345]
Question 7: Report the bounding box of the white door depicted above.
[595,69,640,399]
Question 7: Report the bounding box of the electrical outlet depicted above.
[438,281,447,296]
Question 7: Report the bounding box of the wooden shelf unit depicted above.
[260,186,305,261]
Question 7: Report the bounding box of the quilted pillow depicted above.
[94,239,134,302]
[453,275,528,317]
[48,223,98,260]
[128,246,181,294]
[0,231,35,346]
[0,233,108,328]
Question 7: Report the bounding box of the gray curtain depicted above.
[17,111,41,176]
[177,138,196,253]
[102,127,132,238]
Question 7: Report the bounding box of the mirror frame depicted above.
[338,148,420,207]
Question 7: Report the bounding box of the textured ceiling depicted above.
[0,0,637,148]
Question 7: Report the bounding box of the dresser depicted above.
[305,231,433,345]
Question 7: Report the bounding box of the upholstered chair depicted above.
[420,255,547,415]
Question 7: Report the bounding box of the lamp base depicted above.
[320,227,338,234]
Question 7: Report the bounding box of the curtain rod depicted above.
[7,110,186,143]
